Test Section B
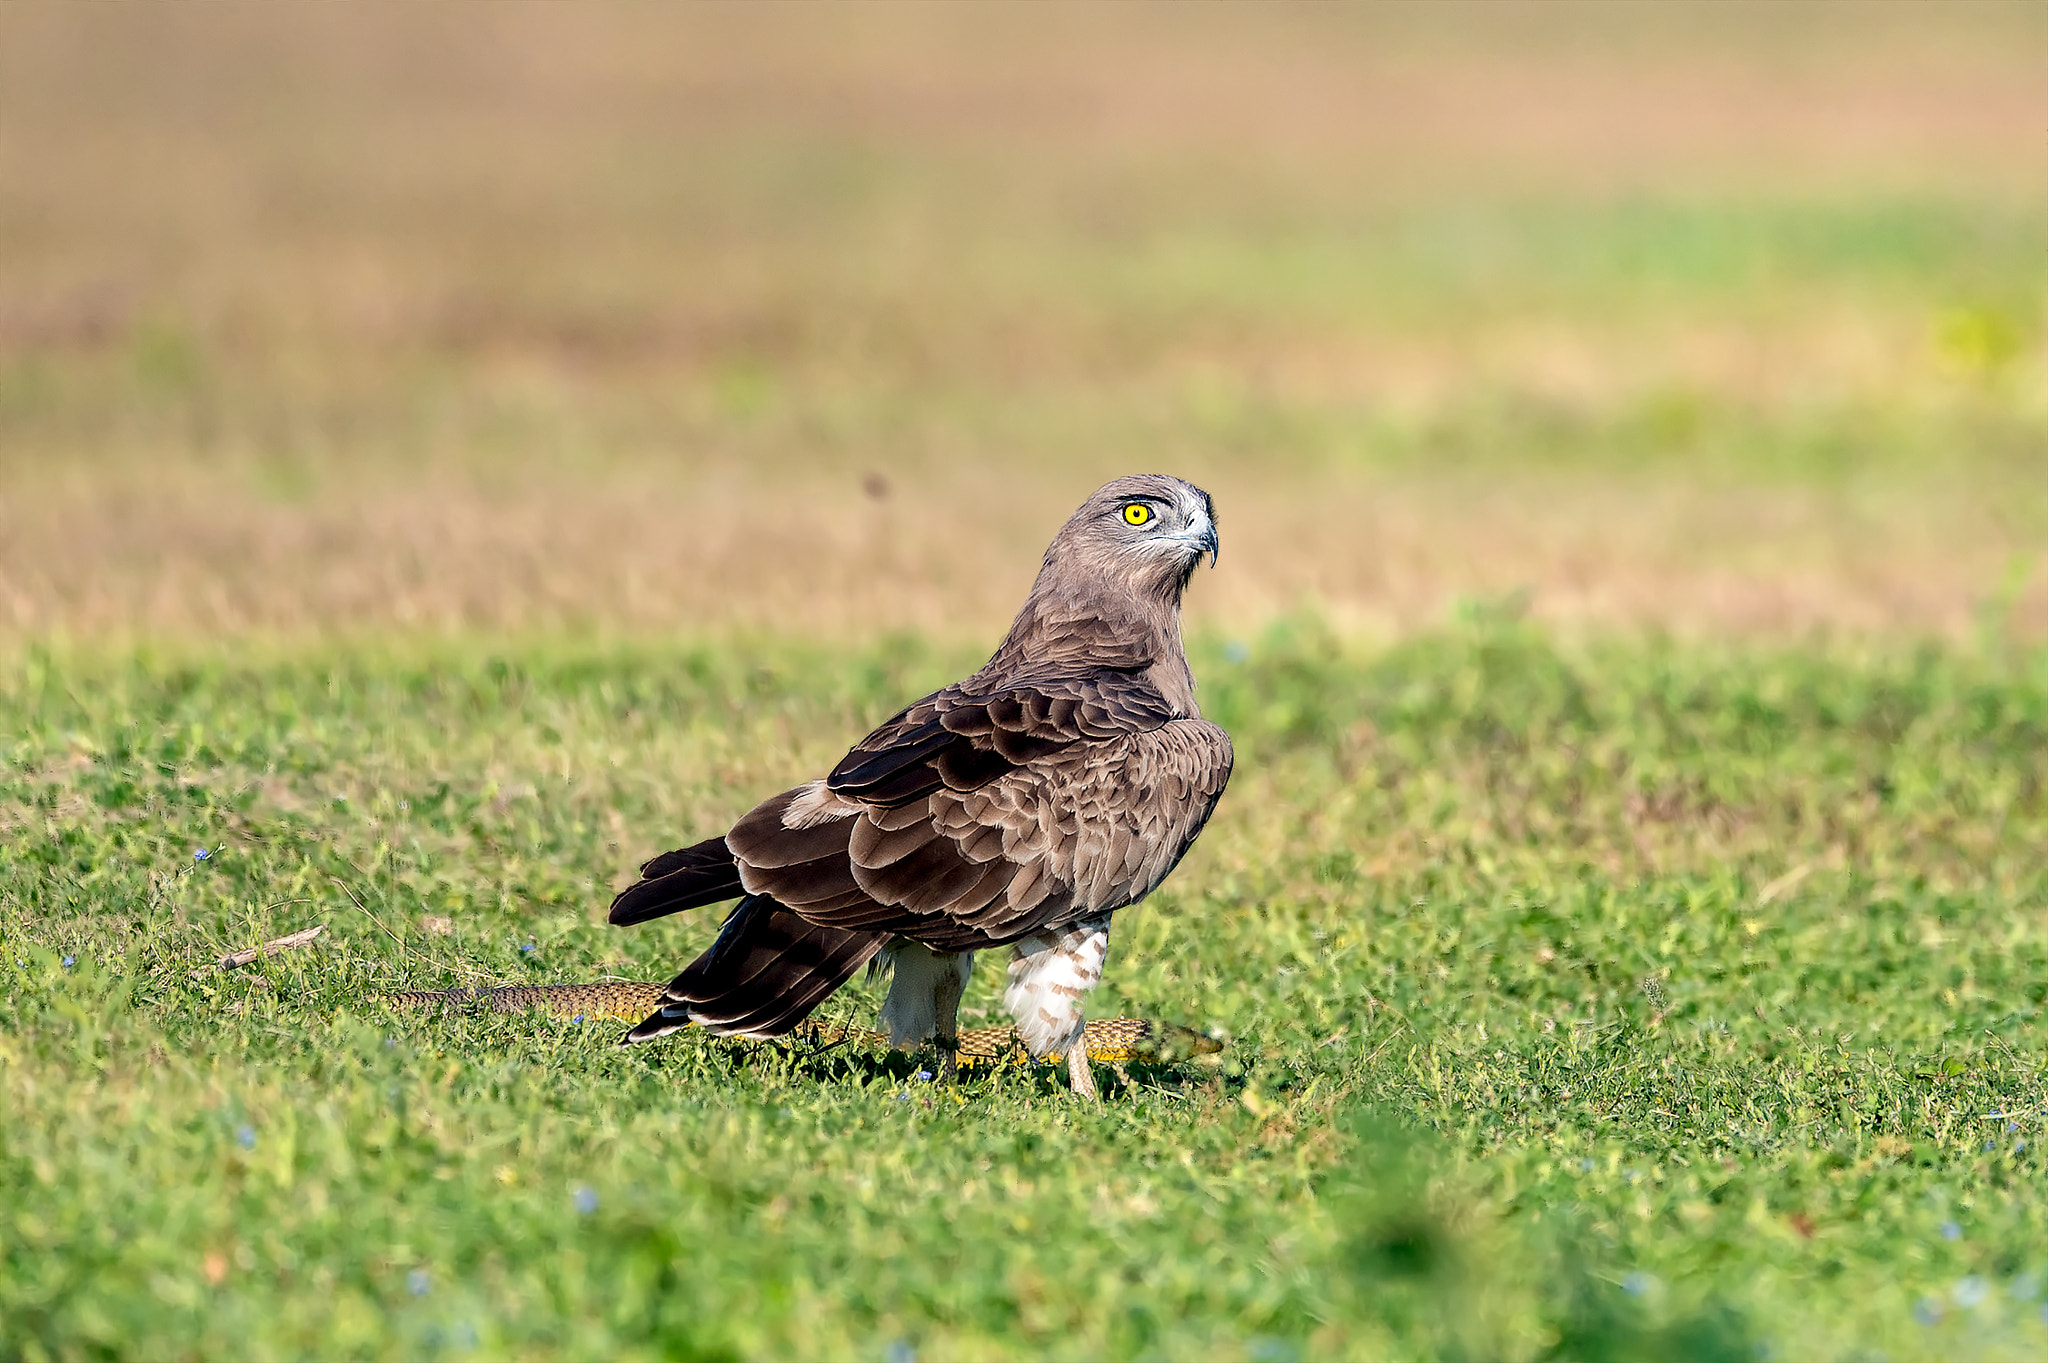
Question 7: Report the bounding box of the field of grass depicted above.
[3,628,2045,1358]
[3,4,2046,1360]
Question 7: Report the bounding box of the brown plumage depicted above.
[610,474,1232,1097]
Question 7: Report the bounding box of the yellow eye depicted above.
[1122,503,1152,526]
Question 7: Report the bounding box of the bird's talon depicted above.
[1067,1044,1100,1101]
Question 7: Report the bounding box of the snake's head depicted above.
[1134,1021,1227,1063]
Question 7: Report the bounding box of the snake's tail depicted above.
[383,981,666,1020]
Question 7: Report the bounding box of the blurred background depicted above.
[1,2,2041,644]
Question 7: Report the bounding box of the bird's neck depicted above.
[981,577,1198,716]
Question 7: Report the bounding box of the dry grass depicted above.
[1,2,2042,645]
[4,465,2040,643]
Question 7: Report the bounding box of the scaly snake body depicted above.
[383,981,1220,1067]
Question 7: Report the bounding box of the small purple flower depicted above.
[61,955,75,968]
[917,1069,935,1082]
[895,1092,910,1102]
[571,1014,585,1024]
[520,942,536,954]
[573,1185,599,1215]
[194,847,210,861]
[1912,1298,1942,1326]
[407,1268,430,1297]
[1941,1221,1962,1241]
[235,1125,255,1149]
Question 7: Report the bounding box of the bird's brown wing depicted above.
[824,674,1180,806]
[724,674,1232,953]
[607,835,744,926]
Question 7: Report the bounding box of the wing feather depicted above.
[853,835,987,912]
[847,815,940,869]
[727,790,856,868]
[607,835,744,926]
[753,857,864,910]
[957,821,1007,863]
[664,676,1229,961]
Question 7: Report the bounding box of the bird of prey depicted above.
[607,474,1232,1098]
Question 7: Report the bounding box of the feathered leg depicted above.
[933,961,965,1083]
[1003,915,1111,1101]
[878,940,975,1080]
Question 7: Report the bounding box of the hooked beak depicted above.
[1193,501,1219,567]
[1172,519,1218,571]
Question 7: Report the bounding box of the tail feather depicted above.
[619,1002,695,1045]
[608,835,745,926]
[618,895,886,1045]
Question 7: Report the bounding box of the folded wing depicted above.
[729,674,1231,953]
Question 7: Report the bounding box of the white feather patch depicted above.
[877,940,975,1049]
[781,778,860,830]
[1003,916,1110,1058]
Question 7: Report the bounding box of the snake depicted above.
[381,980,1222,1068]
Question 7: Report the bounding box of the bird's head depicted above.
[1042,474,1220,603]
[988,474,1220,686]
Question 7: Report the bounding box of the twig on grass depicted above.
[1757,863,1813,906]
[216,923,325,970]
[182,899,320,978]
[1363,1022,1409,1069]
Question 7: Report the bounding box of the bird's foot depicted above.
[1067,1043,1099,1101]
[933,1032,959,1084]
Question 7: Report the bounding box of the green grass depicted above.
[5,624,2046,1359]
[5,11,2044,1358]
